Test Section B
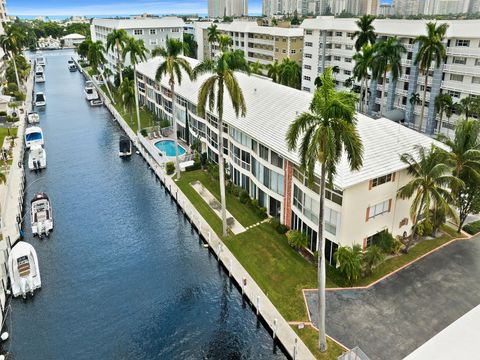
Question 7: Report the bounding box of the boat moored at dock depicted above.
[34,66,45,83]
[27,112,40,124]
[34,92,46,107]
[84,81,98,101]
[8,241,42,299]
[28,144,47,171]
[31,192,54,238]
[89,98,103,107]
[36,56,46,68]
[119,135,132,157]
[25,126,44,149]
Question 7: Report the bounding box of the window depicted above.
[333,55,341,61]
[172,28,180,32]
[367,199,391,220]
[448,90,461,98]
[370,173,393,188]
[149,39,157,45]
[335,32,343,37]
[134,29,143,35]
[303,76,311,81]
[456,39,470,47]
[347,32,353,37]
[291,49,296,54]
[270,151,283,169]
[334,44,341,49]
[304,64,311,70]
[305,41,313,47]
[282,49,287,54]
[476,59,480,66]
[150,29,156,35]
[450,74,464,82]
[473,77,480,84]
[303,87,311,92]
[345,57,352,63]
[346,45,353,50]
[324,207,339,235]
[344,70,351,75]
[259,144,269,161]
[305,30,313,35]
[305,53,312,59]
[453,57,467,65]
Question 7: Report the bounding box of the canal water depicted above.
[8,50,287,360]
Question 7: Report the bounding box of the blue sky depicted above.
[7,0,263,16]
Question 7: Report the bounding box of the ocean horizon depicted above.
[14,13,263,20]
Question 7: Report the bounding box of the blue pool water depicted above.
[155,139,186,157]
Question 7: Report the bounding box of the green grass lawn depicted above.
[294,326,345,360]
[464,220,480,235]
[0,128,17,148]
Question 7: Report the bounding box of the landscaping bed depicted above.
[463,220,480,235]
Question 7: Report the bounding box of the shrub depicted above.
[140,129,148,137]
[0,111,7,117]
[463,220,480,235]
[207,163,219,179]
[6,83,18,94]
[270,218,288,234]
[6,115,18,122]
[375,230,397,254]
[286,230,308,250]
[230,185,240,197]
[165,161,175,175]
[363,245,385,274]
[334,245,363,285]
[239,190,249,204]
[392,238,403,254]
[200,153,208,167]
[14,92,25,102]
[159,119,170,128]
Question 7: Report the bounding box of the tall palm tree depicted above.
[351,15,377,51]
[76,39,91,60]
[438,119,480,231]
[193,50,250,237]
[286,68,363,352]
[414,22,448,132]
[249,60,263,75]
[207,24,220,57]
[353,44,374,112]
[0,25,25,87]
[217,34,233,52]
[87,40,114,101]
[397,145,460,251]
[372,37,406,115]
[458,96,477,119]
[266,59,281,82]
[279,58,301,89]
[434,93,452,133]
[409,92,421,107]
[123,37,149,133]
[152,38,193,180]
[106,29,128,85]
[120,78,135,125]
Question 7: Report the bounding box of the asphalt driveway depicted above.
[305,234,480,360]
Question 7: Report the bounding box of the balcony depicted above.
[443,64,480,76]
[441,81,480,96]
[446,47,480,57]
[396,89,408,96]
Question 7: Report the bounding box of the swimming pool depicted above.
[154,140,186,157]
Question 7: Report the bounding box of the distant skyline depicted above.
[6,0,262,16]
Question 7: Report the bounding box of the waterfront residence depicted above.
[61,33,85,48]
[301,17,480,135]
[90,17,184,73]
[135,56,441,266]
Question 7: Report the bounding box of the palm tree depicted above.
[123,37,149,133]
[120,78,135,125]
[87,40,114,101]
[334,245,363,285]
[279,58,301,89]
[414,22,448,132]
[353,44,374,112]
[152,38,193,180]
[106,29,128,85]
[193,50,250,237]
[363,245,384,275]
[434,93,452,133]
[438,119,480,231]
[397,145,461,252]
[266,59,281,82]
[0,25,25,87]
[343,77,353,88]
[351,15,377,51]
[458,96,477,119]
[249,60,263,75]
[207,24,220,57]
[286,68,363,352]
[76,39,91,60]
[409,92,421,107]
[217,34,233,52]
[372,37,406,115]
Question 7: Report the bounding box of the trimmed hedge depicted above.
[463,220,480,235]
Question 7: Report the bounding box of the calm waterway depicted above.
[7,50,287,360]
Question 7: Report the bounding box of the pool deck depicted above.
[146,135,192,163]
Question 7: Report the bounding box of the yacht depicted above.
[25,126,44,149]
[31,192,54,238]
[84,81,98,101]
[89,98,103,107]
[92,74,104,86]
[28,144,47,171]
[8,241,42,299]
[36,56,46,67]
[34,66,45,83]
[34,92,46,107]
[27,112,40,124]
[68,63,77,72]
[119,135,132,157]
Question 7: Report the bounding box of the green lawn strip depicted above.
[442,223,466,238]
[293,326,345,360]
[0,128,17,148]
[177,170,263,228]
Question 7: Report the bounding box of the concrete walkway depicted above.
[304,234,480,360]
[190,180,246,234]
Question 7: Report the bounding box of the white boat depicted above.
[28,144,47,171]
[36,56,46,67]
[67,59,75,66]
[8,241,42,299]
[27,112,40,124]
[34,92,46,107]
[89,98,103,107]
[25,126,44,149]
[84,81,98,101]
[119,136,132,157]
[34,66,45,83]
[92,74,104,86]
[31,192,54,238]
[68,64,77,72]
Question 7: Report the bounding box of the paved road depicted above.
[305,234,480,360]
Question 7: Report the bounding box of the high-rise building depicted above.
[208,0,248,18]
[301,17,480,135]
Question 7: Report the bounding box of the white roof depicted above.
[136,57,440,189]
[403,305,480,360]
[215,20,303,37]
[301,17,480,38]
[61,33,85,40]
[92,16,184,30]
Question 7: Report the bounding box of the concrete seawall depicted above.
[76,59,316,360]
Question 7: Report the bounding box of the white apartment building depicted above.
[135,56,440,265]
[208,0,248,18]
[263,0,379,16]
[90,17,184,73]
[301,17,480,135]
